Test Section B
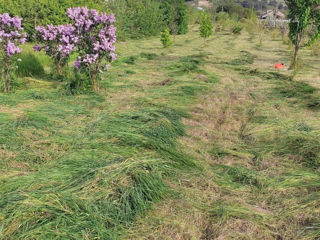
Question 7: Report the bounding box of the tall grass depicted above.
[16,53,45,77]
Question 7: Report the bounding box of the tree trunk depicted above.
[292,31,303,70]
[91,71,99,91]
[56,63,63,76]
[1,68,6,92]
[1,60,10,92]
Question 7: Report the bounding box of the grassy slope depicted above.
[0,26,320,239]
[124,29,320,239]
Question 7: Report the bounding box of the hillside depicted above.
[1,24,320,239]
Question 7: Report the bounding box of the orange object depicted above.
[275,63,285,69]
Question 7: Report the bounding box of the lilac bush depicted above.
[34,24,78,75]
[67,7,117,91]
[0,13,27,92]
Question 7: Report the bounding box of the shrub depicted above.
[0,13,27,92]
[232,23,243,35]
[161,29,173,48]
[200,13,213,45]
[215,12,230,32]
[33,24,78,76]
[69,7,117,91]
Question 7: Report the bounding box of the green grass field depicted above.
[1,26,320,239]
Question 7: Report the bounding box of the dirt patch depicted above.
[158,78,173,86]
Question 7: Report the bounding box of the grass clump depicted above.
[275,130,320,168]
[171,53,207,74]
[237,68,292,81]
[273,81,317,99]
[307,96,320,110]
[139,52,158,60]
[122,56,138,65]
[16,53,45,77]
[212,164,263,189]
[230,51,255,65]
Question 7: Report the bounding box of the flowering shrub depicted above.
[67,7,117,91]
[34,24,78,76]
[0,13,27,92]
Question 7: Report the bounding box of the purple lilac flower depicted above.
[6,41,21,57]
[66,7,117,75]
[0,13,27,58]
[34,24,78,62]
[33,45,41,51]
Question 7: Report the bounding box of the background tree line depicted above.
[0,0,188,41]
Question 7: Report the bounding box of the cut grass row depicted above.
[0,36,217,239]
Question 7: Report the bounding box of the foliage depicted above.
[215,12,231,32]
[160,28,173,48]
[232,22,243,34]
[285,0,320,69]
[106,0,165,40]
[105,0,188,40]
[160,0,188,35]
[175,0,188,34]
[0,0,105,40]
[200,13,214,43]
[310,39,320,55]
[0,13,27,92]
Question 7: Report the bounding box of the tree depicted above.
[159,0,188,35]
[176,0,188,34]
[200,13,213,45]
[160,28,173,48]
[285,0,320,69]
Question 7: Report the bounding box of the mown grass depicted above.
[0,31,216,239]
[123,27,320,239]
[1,26,320,240]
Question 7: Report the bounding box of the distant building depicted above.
[197,0,212,8]
[260,9,286,20]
